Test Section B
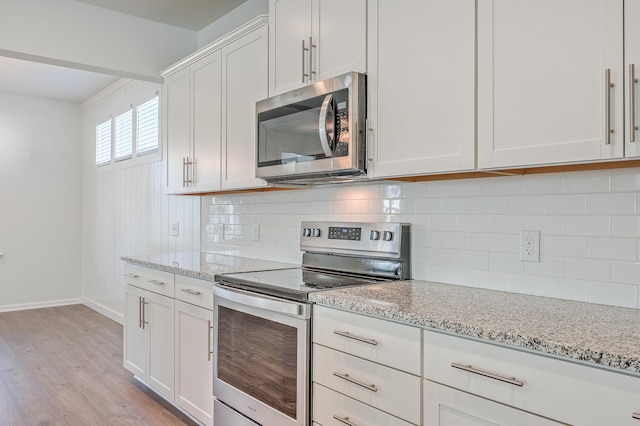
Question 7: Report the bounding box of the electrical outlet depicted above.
[172,222,180,237]
[520,230,540,262]
[252,224,260,241]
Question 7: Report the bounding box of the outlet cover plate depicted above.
[520,230,540,262]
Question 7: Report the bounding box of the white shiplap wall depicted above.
[202,168,640,309]
[81,79,200,322]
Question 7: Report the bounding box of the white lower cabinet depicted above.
[424,380,562,425]
[124,283,175,402]
[124,263,215,425]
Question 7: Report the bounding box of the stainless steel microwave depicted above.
[256,72,366,184]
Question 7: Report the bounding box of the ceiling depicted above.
[0,0,246,103]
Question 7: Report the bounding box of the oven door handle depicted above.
[213,284,310,318]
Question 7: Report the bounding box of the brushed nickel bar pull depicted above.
[451,362,524,387]
[632,412,640,420]
[333,372,378,392]
[180,288,202,296]
[124,273,139,279]
[208,320,213,361]
[148,279,165,286]
[631,64,638,142]
[182,157,187,187]
[302,40,309,83]
[605,68,614,145]
[333,415,359,426]
[309,37,316,79]
[185,157,193,185]
[333,330,378,346]
[138,297,143,329]
[141,298,148,330]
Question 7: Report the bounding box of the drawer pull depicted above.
[148,279,165,286]
[333,372,378,392]
[333,415,359,426]
[633,412,640,420]
[451,362,524,387]
[180,288,202,296]
[124,273,139,278]
[333,330,378,346]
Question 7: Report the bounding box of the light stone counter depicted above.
[122,252,297,281]
[309,280,640,376]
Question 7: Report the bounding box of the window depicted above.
[95,92,159,167]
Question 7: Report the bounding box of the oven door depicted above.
[213,284,311,426]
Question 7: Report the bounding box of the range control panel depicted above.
[300,221,409,258]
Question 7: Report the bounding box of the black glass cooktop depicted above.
[215,268,385,300]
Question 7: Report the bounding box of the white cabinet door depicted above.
[191,52,222,192]
[221,24,269,190]
[626,0,640,157]
[123,284,146,378]
[368,0,476,178]
[424,380,563,426]
[269,0,313,95]
[164,68,191,194]
[175,301,213,426]
[269,0,367,96]
[146,290,175,401]
[478,0,624,169]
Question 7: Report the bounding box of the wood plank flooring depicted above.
[0,304,197,426]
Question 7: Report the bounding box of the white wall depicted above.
[0,0,196,81]
[0,92,82,311]
[202,168,640,309]
[80,80,200,322]
[198,0,269,47]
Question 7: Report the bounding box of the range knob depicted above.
[302,228,311,237]
[369,230,380,240]
[383,231,394,241]
[312,228,321,237]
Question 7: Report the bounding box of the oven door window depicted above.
[217,305,298,419]
[257,88,350,167]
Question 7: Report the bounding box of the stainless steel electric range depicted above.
[211,221,411,426]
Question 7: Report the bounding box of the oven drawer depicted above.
[123,263,174,297]
[312,305,422,375]
[313,383,415,426]
[313,344,421,425]
[174,275,213,310]
[424,330,640,425]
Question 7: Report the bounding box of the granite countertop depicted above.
[121,252,297,281]
[309,280,640,376]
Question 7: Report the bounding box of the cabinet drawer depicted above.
[424,330,640,425]
[123,263,174,297]
[313,383,415,426]
[174,275,213,310]
[313,344,421,425]
[313,305,422,375]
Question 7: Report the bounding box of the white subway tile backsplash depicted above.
[201,168,640,309]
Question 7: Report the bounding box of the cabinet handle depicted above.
[308,37,316,80]
[180,288,202,296]
[605,68,615,145]
[333,330,378,346]
[138,297,143,329]
[333,372,378,392]
[633,412,640,420]
[182,157,187,187]
[148,279,165,286]
[451,362,524,387]
[333,415,359,426]
[302,40,309,83]
[631,64,638,143]
[208,320,213,361]
[125,273,139,279]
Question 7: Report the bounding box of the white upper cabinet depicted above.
[477,0,624,169]
[625,0,640,157]
[367,0,476,178]
[268,0,367,96]
[221,22,269,190]
[164,52,222,194]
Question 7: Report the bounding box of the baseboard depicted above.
[81,298,124,324]
[0,298,83,313]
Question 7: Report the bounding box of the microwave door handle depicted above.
[319,94,336,157]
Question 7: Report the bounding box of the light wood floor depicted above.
[0,304,197,426]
